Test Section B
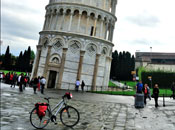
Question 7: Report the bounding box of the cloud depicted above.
[131,39,149,45]
[2,1,41,15]
[2,13,40,40]
[1,35,38,56]
[1,0,48,56]
[126,12,160,27]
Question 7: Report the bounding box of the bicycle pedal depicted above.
[54,122,58,125]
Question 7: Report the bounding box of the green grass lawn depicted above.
[107,80,172,96]
[108,80,117,87]
[120,81,137,89]
[0,70,27,75]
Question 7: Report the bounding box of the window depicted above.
[90,26,96,36]
[101,47,107,55]
[51,57,59,64]
[87,43,97,56]
[90,26,94,36]
[69,40,80,54]
[53,40,63,51]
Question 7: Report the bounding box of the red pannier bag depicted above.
[35,103,48,118]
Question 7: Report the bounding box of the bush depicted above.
[141,71,175,89]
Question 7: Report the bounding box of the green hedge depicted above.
[141,71,175,89]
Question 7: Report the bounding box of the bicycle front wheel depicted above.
[60,106,80,127]
[30,107,50,129]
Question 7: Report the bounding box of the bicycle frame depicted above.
[47,98,67,117]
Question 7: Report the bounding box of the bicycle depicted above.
[30,92,80,129]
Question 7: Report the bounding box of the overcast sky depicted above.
[1,0,175,56]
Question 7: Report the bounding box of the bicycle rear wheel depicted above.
[60,106,80,127]
[30,107,50,129]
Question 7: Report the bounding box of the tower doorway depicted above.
[47,71,57,88]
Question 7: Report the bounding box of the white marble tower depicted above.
[31,0,117,91]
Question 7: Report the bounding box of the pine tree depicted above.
[16,51,23,71]
[27,46,31,72]
[110,50,135,81]
[2,46,11,70]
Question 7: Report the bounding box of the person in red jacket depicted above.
[143,84,149,105]
[10,72,14,87]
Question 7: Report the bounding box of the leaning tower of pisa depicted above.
[31,0,117,91]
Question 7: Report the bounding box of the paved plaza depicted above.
[0,83,175,130]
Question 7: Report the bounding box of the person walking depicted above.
[75,79,80,91]
[37,76,41,91]
[153,84,159,108]
[40,76,46,94]
[32,77,38,94]
[81,80,85,92]
[11,73,17,88]
[143,84,149,105]
[24,75,28,89]
[19,73,24,92]
[10,72,14,87]
[0,72,3,83]
[136,80,143,93]
[147,85,151,100]
[170,82,175,99]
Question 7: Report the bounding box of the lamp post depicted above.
[150,46,152,63]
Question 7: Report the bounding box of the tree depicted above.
[110,50,135,81]
[110,50,118,79]
[2,46,11,70]
[30,50,35,61]
[15,51,23,71]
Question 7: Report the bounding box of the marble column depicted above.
[100,18,104,38]
[48,13,53,30]
[57,48,68,89]
[77,13,81,32]
[110,25,114,41]
[93,17,97,36]
[43,45,52,78]
[68,13,73,31]
[54,12,59,30]
[103,56,112,90]
[86,15,90,35]
[43,14,48,30]
[76,51,85,80]
[105,21,109,40]
[60,11,66,30]
[111,0,117,14]
[33,45,42,78]
[45,14,50,30]
[92,54,100,91]
[108,23,112,41]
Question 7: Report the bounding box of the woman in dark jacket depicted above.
[81,80,85,92]
[153,84,159,108]
[31,77,39,94]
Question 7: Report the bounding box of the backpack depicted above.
[35,103,48,119]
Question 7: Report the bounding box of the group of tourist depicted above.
[30,76,46,94]
[0,72,30,92]
[0,72,30,87]
[136,80,175,108]
[0,71,46,94]
[75,79,85,92]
